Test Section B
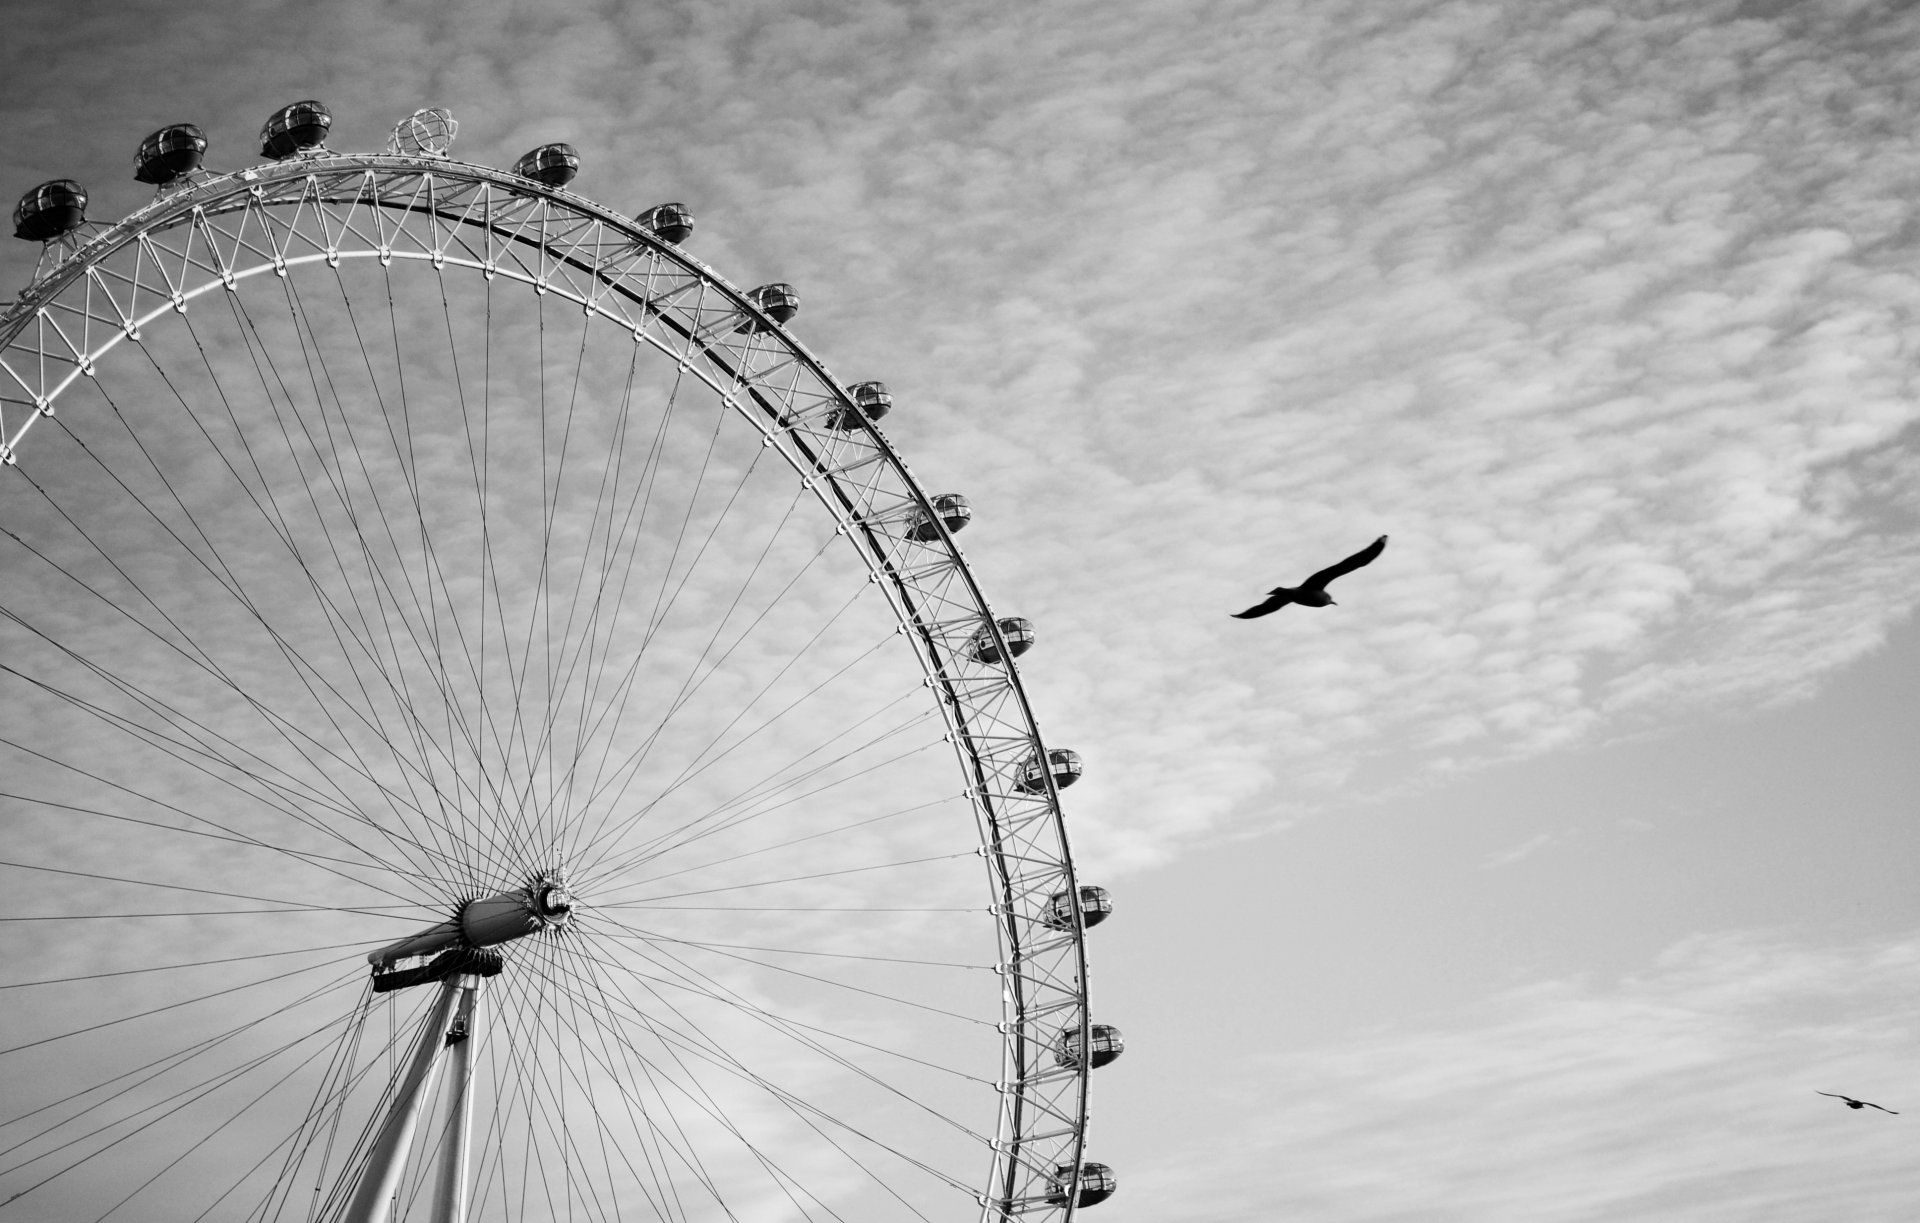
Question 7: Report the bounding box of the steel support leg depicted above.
[343,980,459,1223]
[430,978,481,1223]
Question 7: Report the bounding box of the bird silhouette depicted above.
[1232,535,1388,619]
[1818,1092,1898,1114]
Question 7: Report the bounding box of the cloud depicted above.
[1118,928,1920,1221]
[6,0,1920,876]
[1481,829,1554,869]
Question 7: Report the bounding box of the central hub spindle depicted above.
[368,872,573,990]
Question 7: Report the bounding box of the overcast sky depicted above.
[2,0,1918,1219]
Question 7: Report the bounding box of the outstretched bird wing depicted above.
[1231,589,1295,619]
[1818,1091,1897,1112]
[1301,535,1388,592]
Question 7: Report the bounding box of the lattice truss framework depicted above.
[0,155,1097,1220]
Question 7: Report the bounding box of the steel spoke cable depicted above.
[129,325,498,890]
[526,299,598,870]
[586,733,947,894]
[521,936,772,1219]
[540,937,701,1223]
[479,289,563,892]
[582,910,991,1029]
[0,938,369,1059]
[581,908,990,1029]
[2,996,352,1178]
[607,791,954,894]
[606,905,975,914]
[332,260,501,893]
[593,846,973,908]
[282,984,444,1223]
[511,934,720,1220]
[0,514,461,902]
[565,920,995,1087]
[0,970,361,1154]
[243,978,373,1223]
[272,271,485,896]
[535,346,691,868]
[554,466,823,870]
[0,858,429,922]
[576,922,999,1143]
[545,336,650,863]
[0,773,445,905]
[560,928,962,1215]
[543,932,831,1222]
[583,695,937,885]
[0,774,440,904]
[0,655,455,900]
[494,939,643,1223]
[507,936,696,1223]
[599,930,991,973]
[0,969,362,1192]
[487,328,724,878]
[221,286,472,902]
[0,908,426,922]
[0,475,401,829]
[0,938,383,991]
[569,585,896,878]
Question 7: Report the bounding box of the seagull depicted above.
[1232,535,1388,619]
[1817,1092,1898,1114]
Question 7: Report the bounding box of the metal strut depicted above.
[346,875,570,1223]
[343,976,482,1223]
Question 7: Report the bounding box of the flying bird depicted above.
[1817,1092,1898,1114]
[1232,535,1388,619]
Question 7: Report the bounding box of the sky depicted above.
[2,0,1919,1219]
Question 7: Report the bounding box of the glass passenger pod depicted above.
[827,380,893,431]
[965,616,1034,665]
[1041,884,1111,931]
[1047,1162,1117,1209]
[638,202,693,244]
[1015,746,1082,794]
[259,100,332,159]
[388,107,458,158]
[1054,1023,1125,1069]
[134,124,208,185]
[736,282,800,333]
[903,492,971,542]
[11,180,87,242]
[513,142,580,187]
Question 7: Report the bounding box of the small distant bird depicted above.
[1818,1092,1898,1114]
[1232,535,1388,619]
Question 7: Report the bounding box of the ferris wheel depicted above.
[0,103,1122,1221]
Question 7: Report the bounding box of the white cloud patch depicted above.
[1119,929,1920,1221]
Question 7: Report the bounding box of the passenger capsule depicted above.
[903,493,971,542]
[134,124,207,185]
[1054,1023,1125,1069]
[827,381,893,431]
[260,100,332,159]
[638,202,693,244]
[1015,747,1082,794]
[12,180,87,242]
[1047,1162,1117,1209]
[513,143,579,187]
[965,617,1035,666]
[1041,884,1112,931]
[736,282,799,333]
[388,107,458,157]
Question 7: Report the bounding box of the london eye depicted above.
[0,103,1120,1221]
